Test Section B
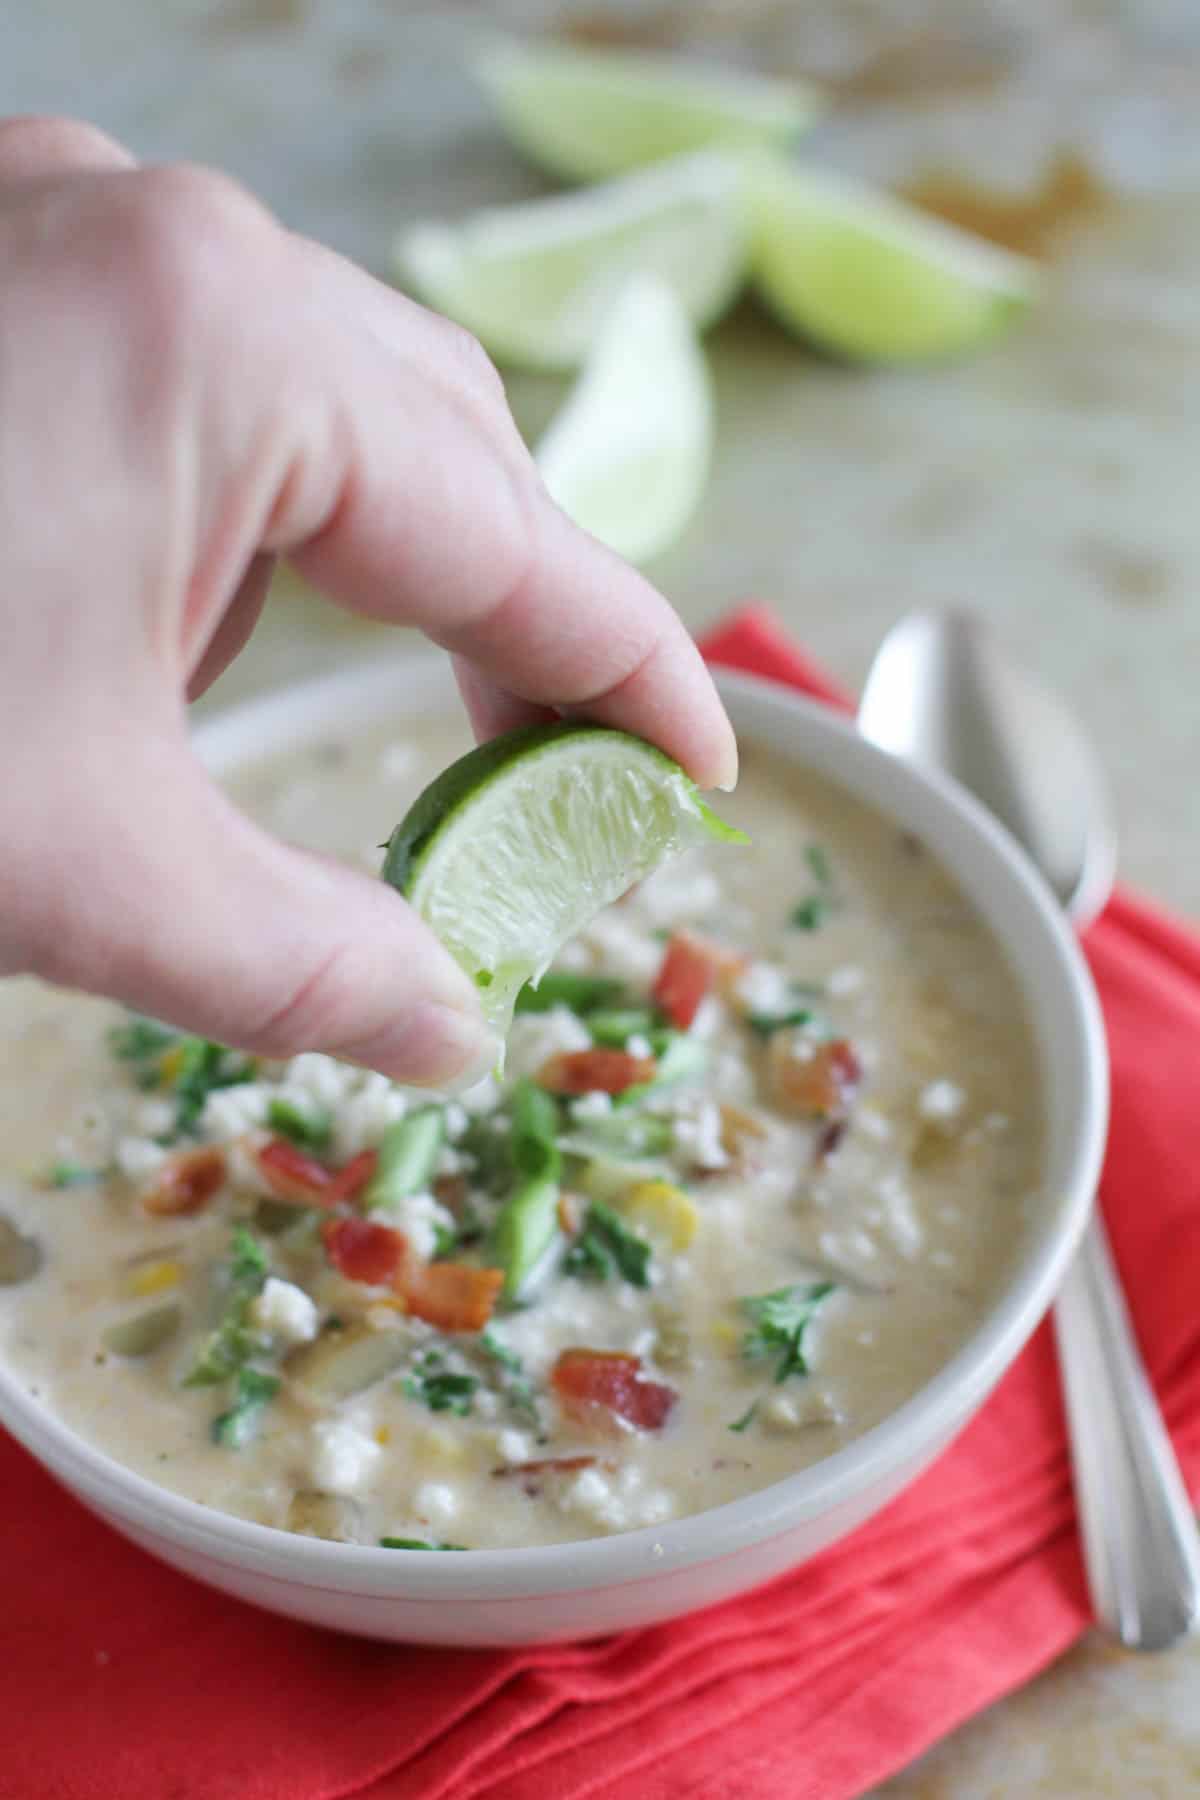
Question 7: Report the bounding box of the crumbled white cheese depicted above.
[673,1098,729,1171]
[331,1072,409,1161]
[494,1429,532,1466]
[732,961,792,1015]
[827,964,865,996]
[919,1079,966,1123]
[625,1033,653,1060]
[250,1277,319,1345]
[133,1097,177,1138]
[369,1190,453,1262]
[761,1388,840,1432]
[310,1418,381,1496]
[571,1090,613,1123]
[443,1103,468,1142]
[115,1136,169,1181]
[632,855,721,927]
[412,1480,460,1527]
[855,1107,892,1143]
[579,912,661,983]
[689,995,725,1042]
[435,1145,470,1177]
[199,1083,271,1142]
[459,1073,501,1115]
[558,1462,676,1532]
[505,1007,592,1080]
[876,1171,923,1257]
[283,1052,354,1110]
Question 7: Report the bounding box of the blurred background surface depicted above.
[7,5,1200,1790]
[9,1,1199,915]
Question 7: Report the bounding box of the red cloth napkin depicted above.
[5,605,1200,1800]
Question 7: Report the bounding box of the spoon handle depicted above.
[1053,1210,1200,1650]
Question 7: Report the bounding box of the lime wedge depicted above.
[535,274,711,565]
[749,156,1039,362]
[395,150,747,370]
[476,40,821,185]
[382,723,745,1039]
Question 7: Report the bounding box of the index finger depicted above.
[277,246,738,792]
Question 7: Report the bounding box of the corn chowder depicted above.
[0,720,1041,1549]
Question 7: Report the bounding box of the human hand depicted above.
[0,117,736,1085]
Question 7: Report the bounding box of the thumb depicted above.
[21,729,492,1087]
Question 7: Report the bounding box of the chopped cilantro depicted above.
[789,895,835,932]
[172,1037,256,1135]
[728,1400,760,1433]
[747,1007,816,1038]
[564,1200,652,1288]
[403,1349,479,1416]
[108,1016,178,1063]
[432,1220,459,1260]
[267,1097,332,1152]
[184,1227,270,1387]
[478,1330,543,1430]
[379,1537,466,1551]
[44,1161,106,1188]
[740,1281,835,1383]
[804,844,834,888]
[211,1366,279,1449]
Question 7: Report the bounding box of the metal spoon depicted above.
[859,608,1200,1652]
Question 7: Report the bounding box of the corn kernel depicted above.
[128,1259,183,1297]
[374,1425,392,1447]
[159,1045,185,1085]
[711,1318,739,1350]
[623,1180,698,1250]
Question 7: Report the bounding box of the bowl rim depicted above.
[0,655,1109,1599]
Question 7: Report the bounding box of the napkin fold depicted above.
[5,606,1200,1800]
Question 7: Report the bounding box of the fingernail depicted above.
[342,1001,496,1089]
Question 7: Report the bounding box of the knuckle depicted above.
[440,317,509,413]
[110,164,276,327]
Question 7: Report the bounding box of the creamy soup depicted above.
[0,718,1042,1549]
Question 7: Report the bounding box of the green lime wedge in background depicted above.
[475,39,822,185]
[749,156,1039,363]
[394,150,747,370]
[382,723,745,1040]
[535,273,711,565]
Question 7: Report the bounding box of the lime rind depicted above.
[748,155,1039,363]
[382,723,745,1038]
[394,149,748,371]
[535,273,712,565]
[475,39,822,185]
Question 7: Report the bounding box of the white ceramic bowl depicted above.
[0,657,1108,1645]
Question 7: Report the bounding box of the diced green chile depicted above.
[102,1304,181,1357]
[514,973,624,1015]
[364,1107,445,1209]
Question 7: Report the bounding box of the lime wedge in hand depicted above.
[749,156,1039,362]
[475,40,821,185]
[395,150,746,370]
[535,274,711,565]
[382,723,745,1040]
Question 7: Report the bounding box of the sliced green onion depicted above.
[364,1106,445,1210]
[514,972,625,1015]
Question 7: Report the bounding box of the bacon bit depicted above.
[432,1173,469,1216]
[769,1037,862,1120]
[652,930,742,1029]
[719,1102,769,1161]
[814,1118,848,1164]
[321,1215,407,1286]
[552,1348,678,1434]
[142,1146,226,1217]
[257,1140,376,1207]
[536,1048,656,1097]
[329,1149,377,1203]
[400,1260,503,1333]
[491,1454,598,1480]
[557,1189,586,1235]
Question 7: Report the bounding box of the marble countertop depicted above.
[8,1,1200,1791]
